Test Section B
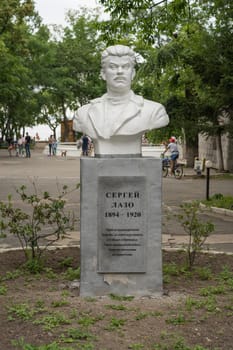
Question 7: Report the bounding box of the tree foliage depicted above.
[99,0,233,168]
[0,0,41,140]
[36,10,105,141]
[0,4,105,141]
[0,0,232,169]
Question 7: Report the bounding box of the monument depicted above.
[73,45,169,296]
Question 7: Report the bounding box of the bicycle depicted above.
[162,155,184,179]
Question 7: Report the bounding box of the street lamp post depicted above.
[205,160,212,200]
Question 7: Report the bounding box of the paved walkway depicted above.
[0,148,233,254]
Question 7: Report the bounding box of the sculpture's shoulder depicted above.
[77,96,103,116]
[132,93,164,111]
[73,102,92,132]
[141,97,169,128]
[143,98,164,111]
[77,102,91,117]
[90,96,104,104]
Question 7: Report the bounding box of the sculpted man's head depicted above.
[100,45,136,95]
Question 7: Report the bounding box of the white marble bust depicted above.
[73,45,169,157]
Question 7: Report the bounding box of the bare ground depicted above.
[0,248,233,350]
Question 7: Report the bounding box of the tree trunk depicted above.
[182,131,198,167]
[216,131,224,171]
[62,103,69,142]
[53,127,56,140]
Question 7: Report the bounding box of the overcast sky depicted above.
[34,0,100,26]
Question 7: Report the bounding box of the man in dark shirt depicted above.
[81,135,89,156]
[25,132,31,158]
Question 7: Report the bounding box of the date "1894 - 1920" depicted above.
[105,211,141,218]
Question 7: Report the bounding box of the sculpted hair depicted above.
[101,45,136,68]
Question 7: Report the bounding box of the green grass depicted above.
[185,297,203,311]
[199,285,226,296]
[0,269,22,281]
[8,303,35,321]
[163,263,180,276]
[129,344,144,349]
[201,193,233,210]
[51,299,70,308]
[105,317,126,331]
[194,267,213,280]
[135,312,148,320]
[163,264,213,282]
[165,313,187,325]
[34,312,71,331]
[44,268,58,279]
[61,327,95,342]
[105,303,128,311]
[154,333,220,350]
[78,313,104,326]
[0,283,7,295]
[109,293,134,301]
[12,338,74,350]
[210,173,233,180]
[217,265,233,281]
[63,267,80,281]
[84,297,97,302]
[184,296,218,313]
[59,257,74,268]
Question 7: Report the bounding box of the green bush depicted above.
[0,182,79,271]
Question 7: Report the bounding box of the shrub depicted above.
[0,182,79,271]
[174,201,214,269]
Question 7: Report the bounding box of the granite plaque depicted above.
[98,176,146,273]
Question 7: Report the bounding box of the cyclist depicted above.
[162,136,179,175]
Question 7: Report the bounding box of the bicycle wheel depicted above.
[174,165,183,179]
[162,166,168,177]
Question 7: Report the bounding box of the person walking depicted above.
[25,132,31,158]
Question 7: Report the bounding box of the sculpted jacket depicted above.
[73,91,169,140]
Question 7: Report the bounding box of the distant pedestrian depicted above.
[7,142,14,157]
[17,135,25,157]
[52,137,57,156]
[25,132,31,158]
[48,135,53,156]
[81,135,89,156]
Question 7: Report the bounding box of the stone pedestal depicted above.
[80,157,163,297]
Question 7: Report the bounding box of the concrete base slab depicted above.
[80,157,163,297]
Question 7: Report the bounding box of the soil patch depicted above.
[0,247,233,350]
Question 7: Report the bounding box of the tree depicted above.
[189,1,233,170]
[99,0,233,168]
[0,0,44,140]
[99,0,192,45]
[98,1,203,164]
[37,9,105,141]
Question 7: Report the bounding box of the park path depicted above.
[0,149,233,253]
